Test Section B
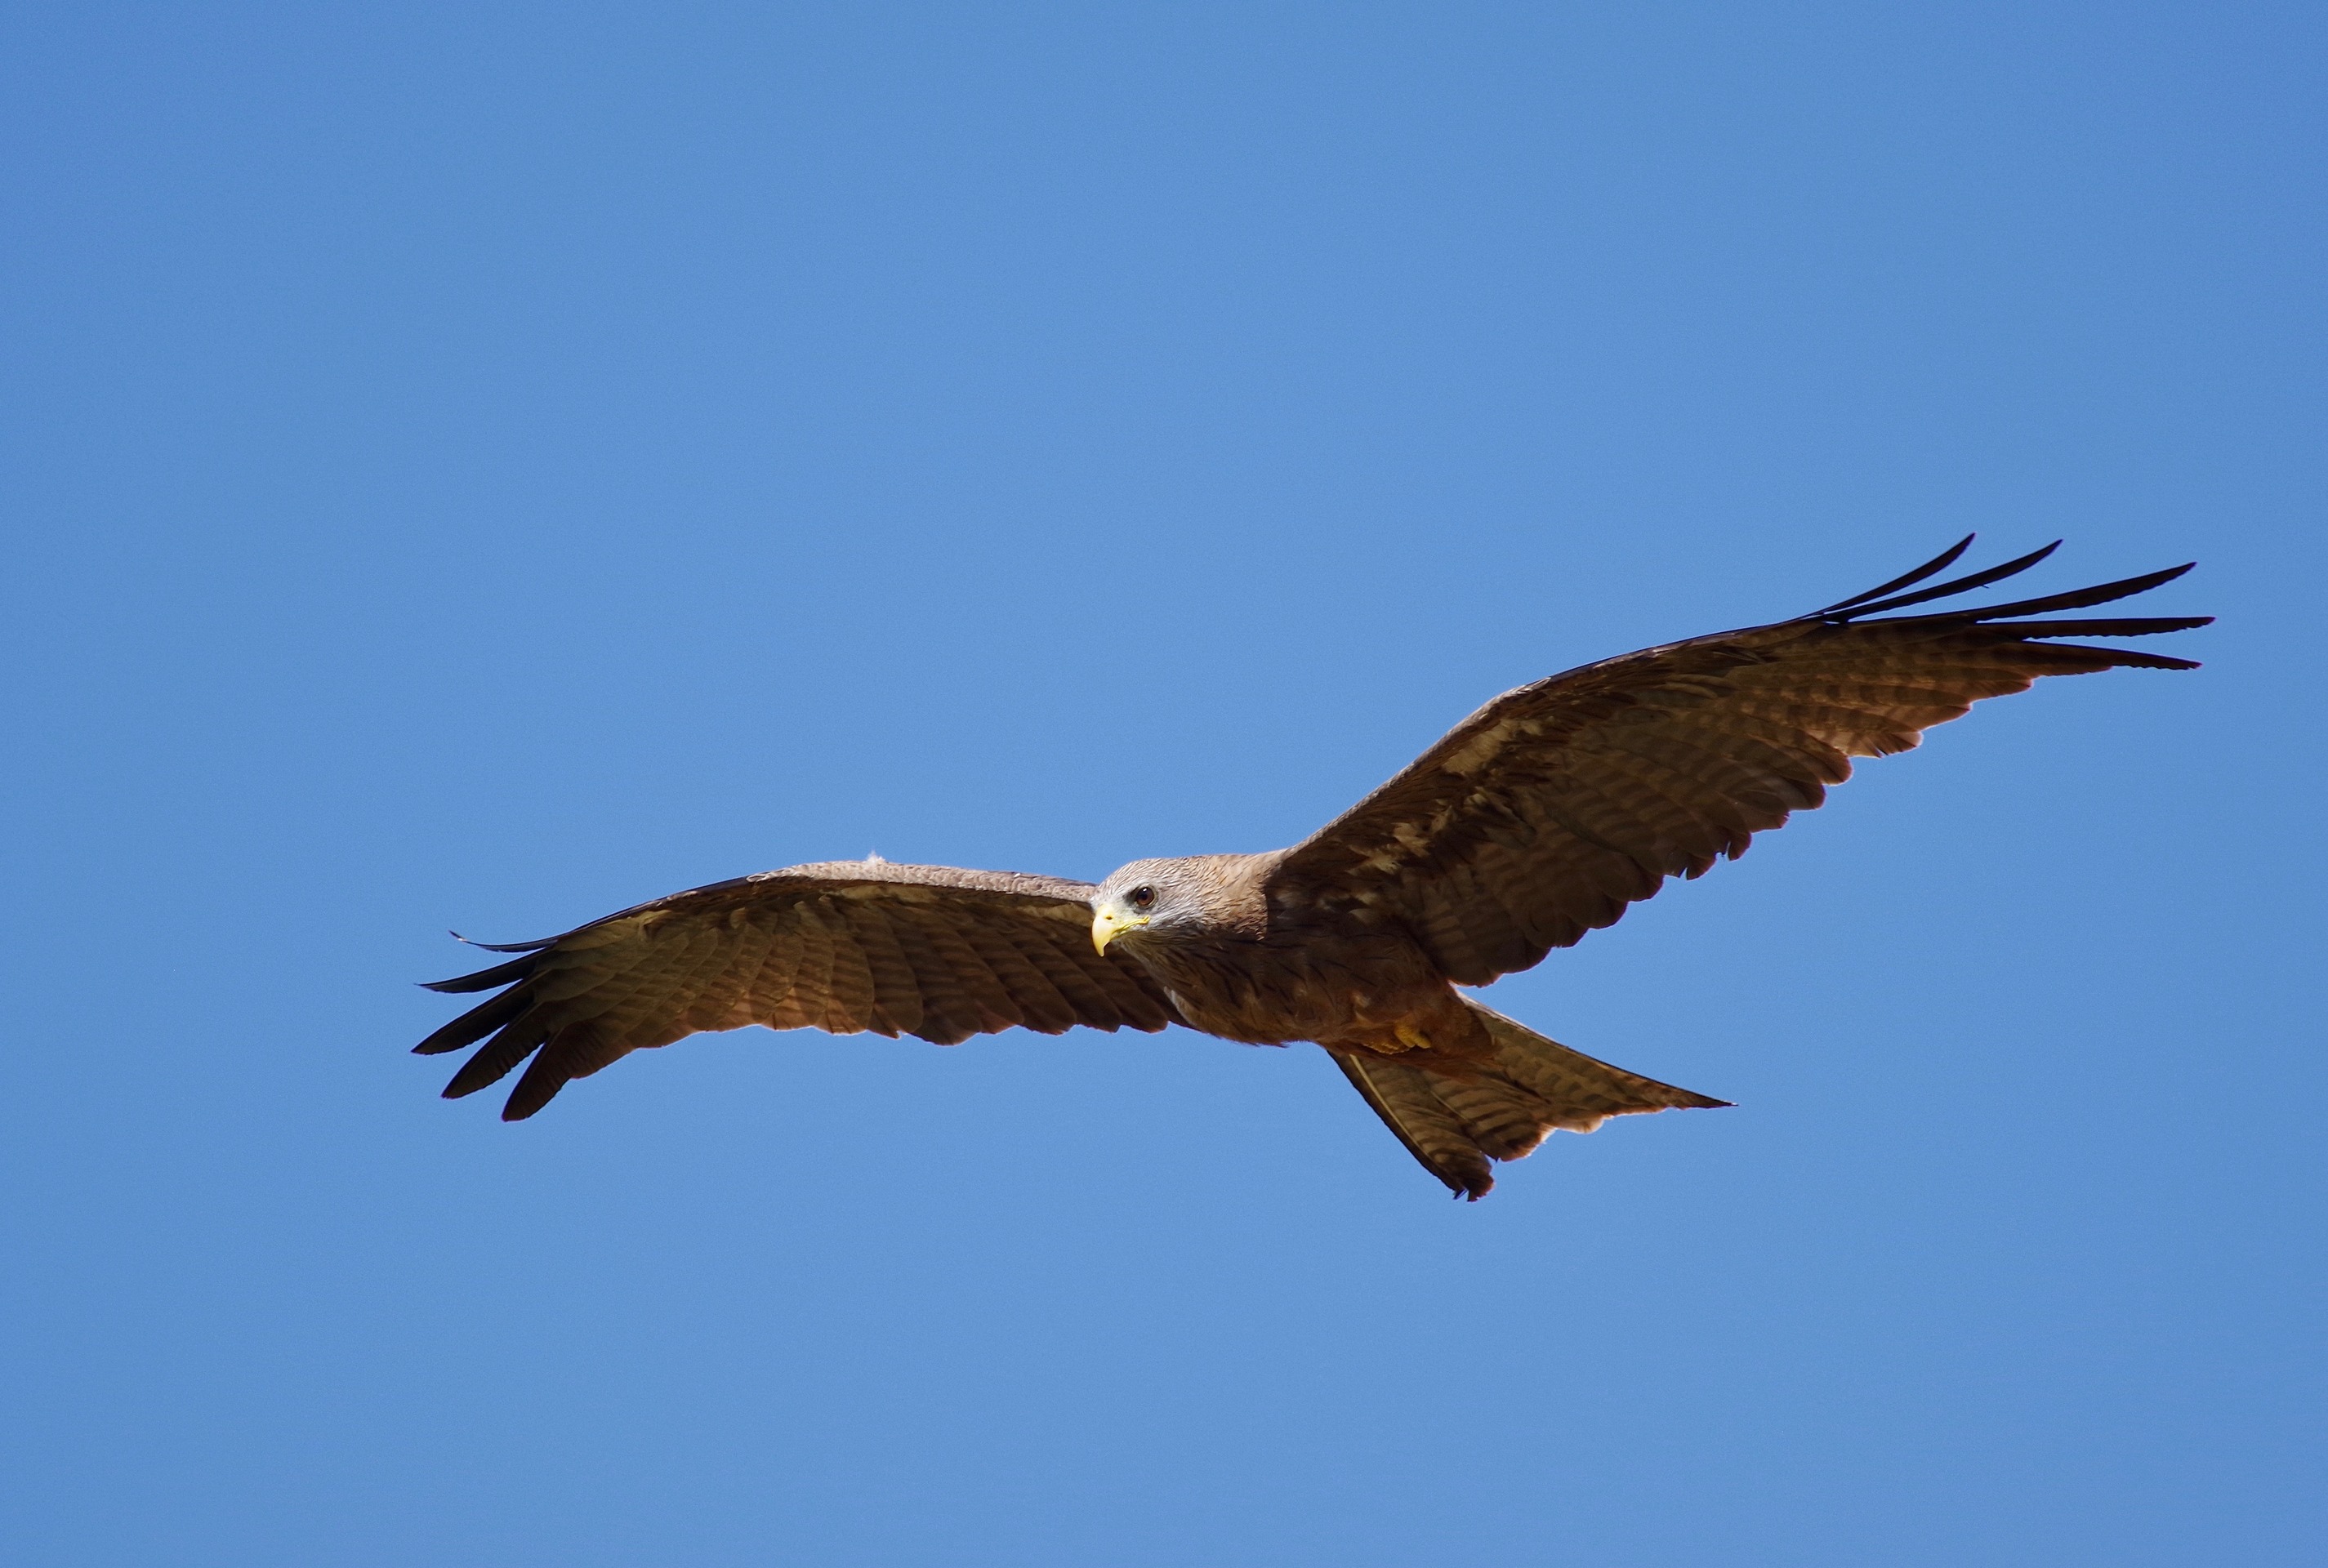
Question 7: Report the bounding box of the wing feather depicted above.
[894,900,1011,1043]
[808,901,880,1035]
[958,914,1081,1035]
[775,903,837,1033]
[851,905,924,1039]
[1013,925,1121,1026]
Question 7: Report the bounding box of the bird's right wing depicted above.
[1268,541,2209,987]
[415,861,1181,1120]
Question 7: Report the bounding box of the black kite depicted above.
[415,540,2206,1198]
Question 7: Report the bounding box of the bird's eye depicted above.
[1128,885,1156,909]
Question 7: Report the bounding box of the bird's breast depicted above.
[1128,929,1444,1049]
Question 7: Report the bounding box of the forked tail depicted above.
[1329,1000,1727,1200]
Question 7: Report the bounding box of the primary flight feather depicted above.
[416,540,2206,1198]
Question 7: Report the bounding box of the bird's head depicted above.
[1090,858,1206,954]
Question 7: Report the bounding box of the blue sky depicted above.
[2,4,2321,1564]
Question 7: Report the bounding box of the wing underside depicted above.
[415,861,1181,1120]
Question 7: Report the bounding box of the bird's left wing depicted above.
[415,861,1180,1120]
[1268,541,2210,986]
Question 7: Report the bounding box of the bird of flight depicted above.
[416,540,2206,1198]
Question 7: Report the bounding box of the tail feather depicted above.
[1330,1001,1725,1200]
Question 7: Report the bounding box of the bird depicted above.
[413,539,2207,1199]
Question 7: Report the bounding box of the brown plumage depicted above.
[416,540,2206,1198]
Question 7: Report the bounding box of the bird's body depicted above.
[1090,852,1451,1051]
[416,541,2207,1197]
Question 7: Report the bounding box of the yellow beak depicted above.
[1092,908,1148,954]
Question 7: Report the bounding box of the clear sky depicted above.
[2,4,2321,1565]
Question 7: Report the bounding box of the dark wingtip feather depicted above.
[440,1020,548,1097]
[1817,534,1977,614]
[420,952,542,994]
[413,987,532,1055]
[2040,645,2202,671]
[1831,540,2063,620]
[448,929,560,953]
[1991,615,2214,639]
[1956,561,2197,622]
[500,1055,570,1120]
